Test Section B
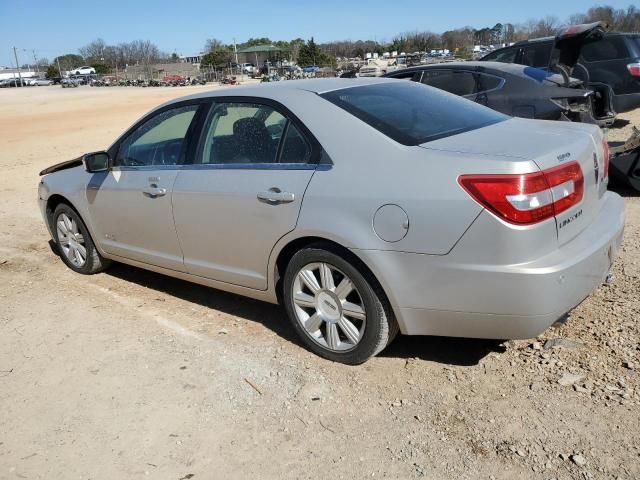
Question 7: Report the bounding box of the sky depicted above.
[0,0,634,67]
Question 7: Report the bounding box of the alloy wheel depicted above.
[291,262,366,352]
[56,213,87,268]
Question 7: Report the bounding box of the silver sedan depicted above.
[38,78,624,364]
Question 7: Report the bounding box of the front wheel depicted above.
[52,204,111,274]
[283,247,397,364]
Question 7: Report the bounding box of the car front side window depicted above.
[115,105,198,167]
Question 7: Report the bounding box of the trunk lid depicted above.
[421,118,607,245]
[551,22,607,75]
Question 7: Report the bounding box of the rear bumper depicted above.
[354,192,625,338]
[613,92,640,113]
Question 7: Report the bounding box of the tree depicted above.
[52,54,84,72]
[45,65,60,78]
[297,37,331,66]
[243,37,272,48]
[204,38,224,52]
[201,48,231,67]
[91,63,110,74]
[288,38,305,62]
[79,38,107,63]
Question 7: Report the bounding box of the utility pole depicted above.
[32,50,39,74]
[233,37,238,65]
[12,47,22,84]
[56,57,63,78]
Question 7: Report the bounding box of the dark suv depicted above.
[482,29,640,113]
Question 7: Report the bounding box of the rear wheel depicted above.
[52,204,111,274]
[283,246,397,364]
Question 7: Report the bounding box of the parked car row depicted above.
[383,22,640,192]
[481,23,640,114]
[0,77,53,87]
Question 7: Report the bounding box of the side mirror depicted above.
[82,151,110,173]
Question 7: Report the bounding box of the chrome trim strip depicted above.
[111,163,331,172]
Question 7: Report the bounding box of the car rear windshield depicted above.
[320,82,507,145]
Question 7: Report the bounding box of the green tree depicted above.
[45,65,60,78]
[297,37,331,66]
[91,63,110,74]
[201,48,231,67]
[52,54,84,72]
[243,37,272,48]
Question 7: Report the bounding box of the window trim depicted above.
[475,71,506,95]
[107,96,330,172]
[188,96,325,169]
[107,99,208,169]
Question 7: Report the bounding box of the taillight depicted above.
[628,62,640,77]
[458,161,584,225]
[602,137,609,178]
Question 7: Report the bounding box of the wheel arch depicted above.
[44,194,103,255]
[45,194,81,233]
[272,235,399,328]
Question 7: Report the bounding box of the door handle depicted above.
[257,188,295,204]
[142,185,167,198]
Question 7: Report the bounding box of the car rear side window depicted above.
[321,82,507,146]
[197,103,285,164]
[581,37,629,62]
[477,73,503,92]
[419,70,477,96]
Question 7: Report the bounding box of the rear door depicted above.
[171,99,319,290]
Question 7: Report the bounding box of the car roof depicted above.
[511,30,635,47]
[173,77,399,104]
[387,61,534,76]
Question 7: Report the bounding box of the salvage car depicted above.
[384,61,615,126]
[481,22,640,114]
[71,66,96,75]
[38,79,624,364]
[60,78,79,88]
[32,78,54,86]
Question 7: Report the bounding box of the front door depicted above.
[172,101,317,290]
[86,104,199,270]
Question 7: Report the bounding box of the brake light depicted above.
[628,63,640,77]
[458,161,584,225]
[602,137,609,178]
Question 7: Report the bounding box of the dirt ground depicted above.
[0,85,638,480]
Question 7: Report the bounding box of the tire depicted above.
[51,204,111,274]
[283,246,398,364]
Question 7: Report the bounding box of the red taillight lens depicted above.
[628,63,640,77]
[602,137,609,178]
[458,161,584,225]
